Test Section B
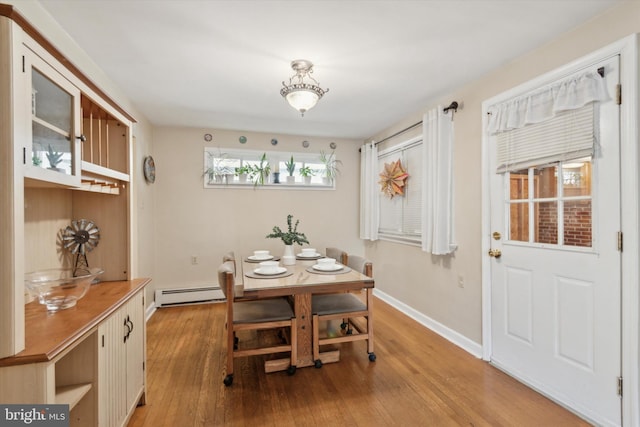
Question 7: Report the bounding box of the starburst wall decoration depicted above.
[379,159,409,198]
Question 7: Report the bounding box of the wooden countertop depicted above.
[0,278,151,367]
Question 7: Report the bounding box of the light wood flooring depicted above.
[127,298,590,427]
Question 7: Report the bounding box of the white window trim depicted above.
[203,147,336,190]
[377,136,423,244]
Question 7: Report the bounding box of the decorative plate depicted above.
[271,138,278,146]
[204,133,212,142]
[143,156,156,183]
[239,136,247,144]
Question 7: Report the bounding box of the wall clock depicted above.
[143,156,156,183]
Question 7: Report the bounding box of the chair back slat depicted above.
[222,251,236,276]
[347,255,372,278]
[218,261,235,299]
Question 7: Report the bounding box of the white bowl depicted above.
[301,248,317,256]
[253,250,271,259]
[317,257,336,266]
[25,268,103,311]
[258,260,279,274]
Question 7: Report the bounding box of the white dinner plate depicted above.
[312,263,343,272]
[248,255,274,261]
[253,267,287,276]
[297,252,321,258]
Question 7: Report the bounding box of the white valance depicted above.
[487,69,607,135]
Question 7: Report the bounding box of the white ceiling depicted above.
[38,0,619,139]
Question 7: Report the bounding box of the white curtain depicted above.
[421,107,457,255]
[359,142,379,241]
[487,69,607,134]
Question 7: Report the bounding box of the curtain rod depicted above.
[372,101,459,146]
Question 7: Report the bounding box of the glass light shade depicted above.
[286,90,319,113]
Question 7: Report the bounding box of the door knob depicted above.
[488,249,502,258]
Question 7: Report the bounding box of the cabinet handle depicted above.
[76,134,87,142]
[123,316,131,342]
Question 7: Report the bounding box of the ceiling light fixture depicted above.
[280,59,328,117]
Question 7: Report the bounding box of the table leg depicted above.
[264,293,339,372]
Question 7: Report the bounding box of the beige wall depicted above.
[150,127,363,293]
[366,0,640,345]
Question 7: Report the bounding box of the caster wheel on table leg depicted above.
[223,374,234,386]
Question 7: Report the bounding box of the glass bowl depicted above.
[25,268,104,311]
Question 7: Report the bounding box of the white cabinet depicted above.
[24,46,82,187]
[0,6,136,359]
[98,290,146,427]
[0,331,98,427]
[0,279,149,427]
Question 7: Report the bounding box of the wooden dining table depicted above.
[238,255,374,371]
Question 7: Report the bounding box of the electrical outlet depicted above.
[191,256,198,265]
[457,274,464,288]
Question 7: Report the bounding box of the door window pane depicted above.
[534,165,557,199]
[564,200,592,247]
[535,201,558,244]
[509,170,528,200]
[562,158,591,197]
[510,202,529,242]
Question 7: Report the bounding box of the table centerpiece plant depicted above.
[266,214,309,265]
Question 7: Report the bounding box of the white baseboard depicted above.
[145,301,156,322]
[373,288,483,358]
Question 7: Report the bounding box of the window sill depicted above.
[204,181,335,190]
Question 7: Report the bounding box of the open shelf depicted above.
[55,383,92,409]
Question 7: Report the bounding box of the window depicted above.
[508,157,593,248]
[203,147,335,188]
[377,137,422,243]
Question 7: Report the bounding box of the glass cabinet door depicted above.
[25,50,81,186]
[31,68,73,174]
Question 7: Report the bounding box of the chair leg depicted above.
[290,317,298,368]
[225,323,235,386]
[312,314,322,368]
[366,289,375,361]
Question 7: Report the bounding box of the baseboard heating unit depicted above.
[155,286,225,307]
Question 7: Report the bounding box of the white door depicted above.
[488,57,621,426]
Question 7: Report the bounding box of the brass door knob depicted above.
[488,249,502,258]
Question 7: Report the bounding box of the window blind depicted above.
[495,103,596,173]
[378,141,422,239]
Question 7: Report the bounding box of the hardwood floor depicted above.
[127,298,590,427]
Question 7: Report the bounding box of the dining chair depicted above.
[311,255,375,368]
[222,251,236,272]
[218,261,297,386]
[325,247,348,265]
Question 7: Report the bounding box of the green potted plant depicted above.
[235,165,251,183]
[284,155,296,184]
[299,165,314,185]
[251,153,271,186]
[204,148,228,184]
[266,214,309,265]
[320,150,342,185]
[46,144,64,171]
